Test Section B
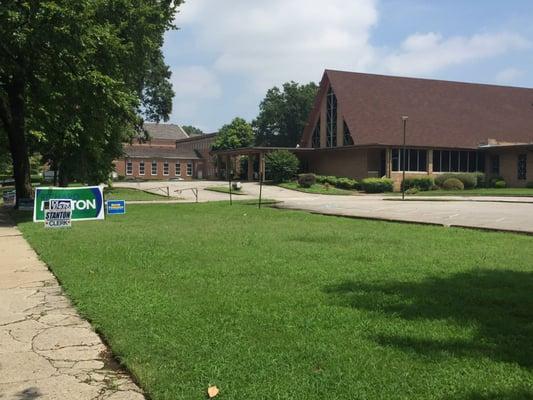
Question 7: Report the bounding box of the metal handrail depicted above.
[174,187,199,203]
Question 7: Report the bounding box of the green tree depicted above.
[0,1,178,205]
[182,125,204,136]
[254,81,318,147]
[265,150,299,183]
[213,118,254,150]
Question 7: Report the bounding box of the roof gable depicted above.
[302,70,533,149]
[144,123,189,141]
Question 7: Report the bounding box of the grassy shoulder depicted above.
[388,188,533,197]
[104,187,169,201]
[205,185,248,195]
[279,181,355,195]
[16,203,533,399]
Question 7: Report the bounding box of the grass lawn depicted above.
[205,185,248,195]
[389,188,533,197]
[15,203,533,399]
[104,187,169,201]
[279,181,355,195]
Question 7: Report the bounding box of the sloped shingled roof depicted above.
[302,70,533,149]
[123,145,199,160]
[144,123,189,141]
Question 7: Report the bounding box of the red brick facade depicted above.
[114,158,197,180]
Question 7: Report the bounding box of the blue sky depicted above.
[163,0,533,132]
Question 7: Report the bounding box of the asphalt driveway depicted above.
[115,181,533,234]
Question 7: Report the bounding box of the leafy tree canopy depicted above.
[213,118,254,150]
[265,150,299,183]
[254,81,318,147]
[182,125,204,136]
[0,0,179,200]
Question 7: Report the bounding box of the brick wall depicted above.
[116,158,197,180]
[303,148,368,180]
[494,149,532,187]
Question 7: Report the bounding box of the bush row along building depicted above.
[115,69,533,187]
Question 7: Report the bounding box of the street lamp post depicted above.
[401,116,408,201]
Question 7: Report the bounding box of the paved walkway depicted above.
[116,181,533,234]
[0,211,144,400]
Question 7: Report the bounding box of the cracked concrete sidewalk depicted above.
[0,210,144,400]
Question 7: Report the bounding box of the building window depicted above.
[163,161,169,176]
[139,161,145,176]
[312,119,320,148]
[491,155,500,175]
[392,148,427,172]
[343,121,354,146]
[151,160,157,175]
[326,87,337,147]
[186,162,193,176]
[518,154,527,180]
[126,160,133,175]
[175,162,181,176]
[433,150,485,173]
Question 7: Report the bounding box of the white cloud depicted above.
[383,32,530,75]
[495,67,525,84]
[169,1,531,129]
[169,65,222,123]
[171,66,221,100]
[176,0,379,92]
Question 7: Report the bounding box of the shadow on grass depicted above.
[324,269,533,369]
[458,389,533,400]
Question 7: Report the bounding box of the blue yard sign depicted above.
[106,200,126,215]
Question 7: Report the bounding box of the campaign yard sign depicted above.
[106,200,126,215]
[45,199,72,228]
[34,186,104,222]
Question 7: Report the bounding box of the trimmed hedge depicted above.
[297,173,316,188]
[489,176,505,188]
[527,181,533,189]
[435,173,477,189]
[473,172,487,188]
[494,180,507,189]
[336,177,358,190]
[402,177,434,191]
[442,178,464,190]
[315,175,359,190]
[361,178,393,193]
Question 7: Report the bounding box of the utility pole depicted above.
[401,116,408,201]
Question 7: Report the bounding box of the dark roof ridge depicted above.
[324,69,533,91]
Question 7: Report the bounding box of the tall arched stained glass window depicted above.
[343,121,353,146]
[312,119,320,148]
[326,87,337,147]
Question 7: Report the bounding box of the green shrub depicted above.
[297,173,316,188]
[494,180,507,189]
[526,181,533,189]
[442,178,464,190]
[474,172,487,188]
[323,176,339,186]
[435,173,476,189]
[402,177,434,191]
[336,177,358,190]
[265,150,299,183]
[315,175,360,190]
[405,187,419,195]
[489,176,505,188]
[315,175,326,184]
[361,178,393,193]
[430,184,439,191]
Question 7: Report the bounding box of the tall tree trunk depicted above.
[3,77,32,208]
[58,161,69,187]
